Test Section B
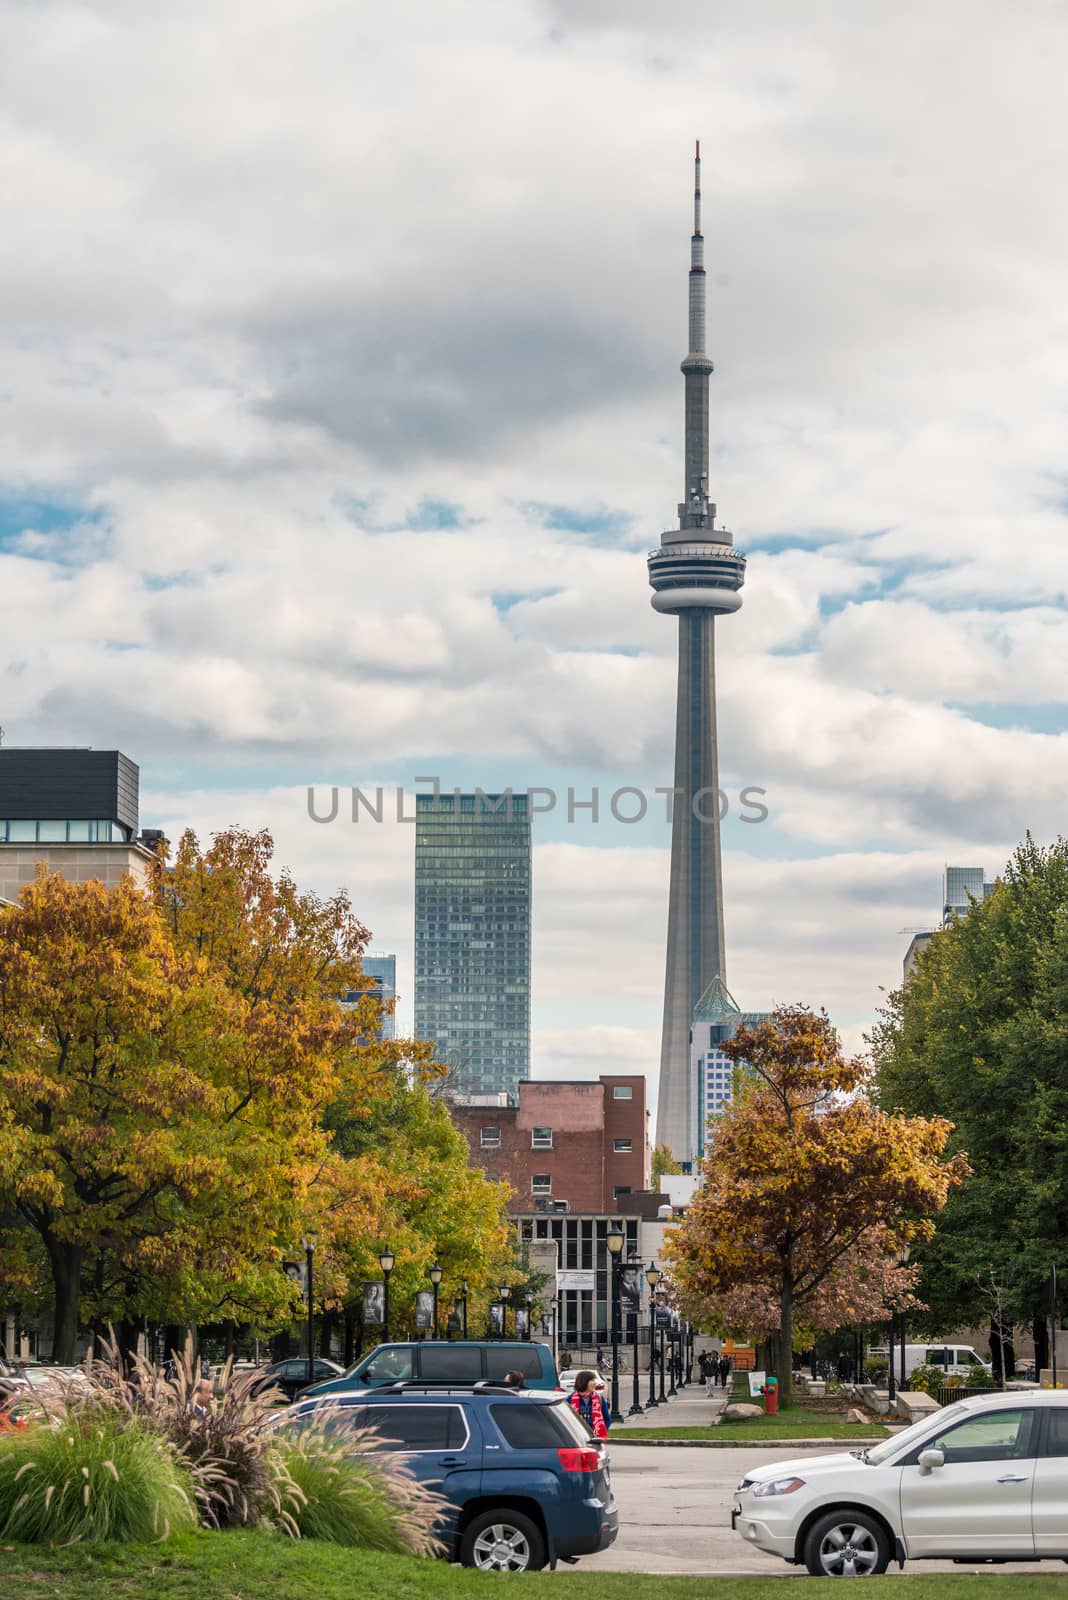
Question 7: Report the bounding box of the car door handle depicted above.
[439,1456,465,1466]
[997,1474,1027,1483]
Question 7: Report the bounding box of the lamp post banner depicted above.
[363,1281,385,1325]
[415,1290,434,1331]
[283,1260,307,1296]
[515,1308,529,1336]
[489,1301,504,1334]
[619,1266,642,1315]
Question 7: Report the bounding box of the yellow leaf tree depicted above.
[668,1005,968,1405]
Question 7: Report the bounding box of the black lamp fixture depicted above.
[605,1224,625,1422]
[498,1281,511,1337]
[429,1260,443,1338]
[645,1262,662,1408]
[301,1228,319,1391]
[378,1245,395,1343]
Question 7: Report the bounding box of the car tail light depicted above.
[557,1447,601,1473]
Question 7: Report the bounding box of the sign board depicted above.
[414,1290,434,1331]
[748,1369,767,1398]
[283,1260,307,1296]
[362,1281,384,1325]
[557,1270,595,1292]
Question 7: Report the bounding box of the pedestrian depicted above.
[698,1351,711,1394]
[560,1351,572,1372]
[720,1355,731,1389]
[568,1370,610,1438]
[192,1377,213,1418]
[502,1369,526,1389]
[595,1345,605,1369]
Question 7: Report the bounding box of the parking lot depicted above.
[582,1444,1067,1577]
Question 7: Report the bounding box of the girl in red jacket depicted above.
[568,1369,610,1438]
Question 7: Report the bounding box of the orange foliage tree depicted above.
[667,1005,968,1404]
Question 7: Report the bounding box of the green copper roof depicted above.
[692,973,742,1023]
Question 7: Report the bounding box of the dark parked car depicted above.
[254,1356,344,1401]
[279,1381,618,1570]
[306,1339,559,1398]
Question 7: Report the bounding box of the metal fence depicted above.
[935,1385,1003,1406]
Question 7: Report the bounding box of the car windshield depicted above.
[863,1401,972,1465]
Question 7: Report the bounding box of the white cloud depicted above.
[2,0,1067,1102]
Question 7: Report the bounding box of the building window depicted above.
[531,1127,552,1149]
[480,1127,501,1148]
[531,1174,552,1195]
[613,1138,632,1153]
[612,1085,633,1100]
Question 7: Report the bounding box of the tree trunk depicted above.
[778,1271,794,1408]
[48,1239,83,1365]
[1034,1316,1050,1375]
[989,1315,1015,1383]
[319,1309,336,1358]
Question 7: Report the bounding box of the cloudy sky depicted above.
[2,0,1067,1104]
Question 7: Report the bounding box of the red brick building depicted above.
[452,1076,648,1214]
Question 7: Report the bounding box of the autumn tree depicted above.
[668,1005,967,1405]
[651,1144,683,1186]
[872,835,1068,1375]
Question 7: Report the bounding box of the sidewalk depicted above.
[611,1378,729,1430]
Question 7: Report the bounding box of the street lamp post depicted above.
[498,1282,510,1339]
[658,1317,667,1404]
[627,1258,643,1416]
[301,1229,318,1390]
[430,1261,443,1339]
[645,1264,662,1407]
[524,1291,534,1341]
[667,1312,678,1397]
[461,1278,469,1339]
[896,1242,910,1396]
[379,1245,395,1344]
[606,1223,625,1423]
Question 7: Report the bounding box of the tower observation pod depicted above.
[648,143,746,1164]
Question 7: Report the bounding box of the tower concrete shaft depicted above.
[647,143,746,1163]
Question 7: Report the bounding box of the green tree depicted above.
[651,1144,682,1186]
[871,835,1068,1375]
[669,1005,966,1405]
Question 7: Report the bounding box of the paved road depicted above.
[577,1444,1065,1577]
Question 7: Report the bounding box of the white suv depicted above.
[733,1391,1068,1575]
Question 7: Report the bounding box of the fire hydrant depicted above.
[761,1377,780,1416]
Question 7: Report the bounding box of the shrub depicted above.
[865,1354,889,1383]
[907,1362,946,1396]
[0,1400,195,1545]
[277,1417,445,1555]
[87,1345,297,1532]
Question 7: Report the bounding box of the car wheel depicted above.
[803,1510,891,1577]
[461,1509,546,1573]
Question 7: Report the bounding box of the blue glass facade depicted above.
[414,793,531,1101]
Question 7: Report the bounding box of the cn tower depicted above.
[648,143,746,1163]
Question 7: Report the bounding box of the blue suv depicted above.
[306,1339,560,1396]
[283,1381,618,1572]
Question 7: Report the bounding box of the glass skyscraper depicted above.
[414,793,531,1101]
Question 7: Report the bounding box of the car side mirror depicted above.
[918,1448,945,1475]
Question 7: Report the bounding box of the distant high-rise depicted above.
[689,976,771,1166]
[414,794,531,1101]
[942,865,994,926]
[648,145,747,1161]
[342,952,398,1041]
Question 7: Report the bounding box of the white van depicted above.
[878,1342,992,1380]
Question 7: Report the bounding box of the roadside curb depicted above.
[609,1436,888,1448]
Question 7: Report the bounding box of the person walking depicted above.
[568,1370,610,1438]
[720,1355,731,1389]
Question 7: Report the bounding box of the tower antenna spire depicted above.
[646,146,748,1163]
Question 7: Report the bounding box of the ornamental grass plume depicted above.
[0,1387,195,1545]
[276,1409,446,1555]
[87,1340,298,1532]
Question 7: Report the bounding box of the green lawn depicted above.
[619,1406,890,1442]
[0,1532,1060,1600]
